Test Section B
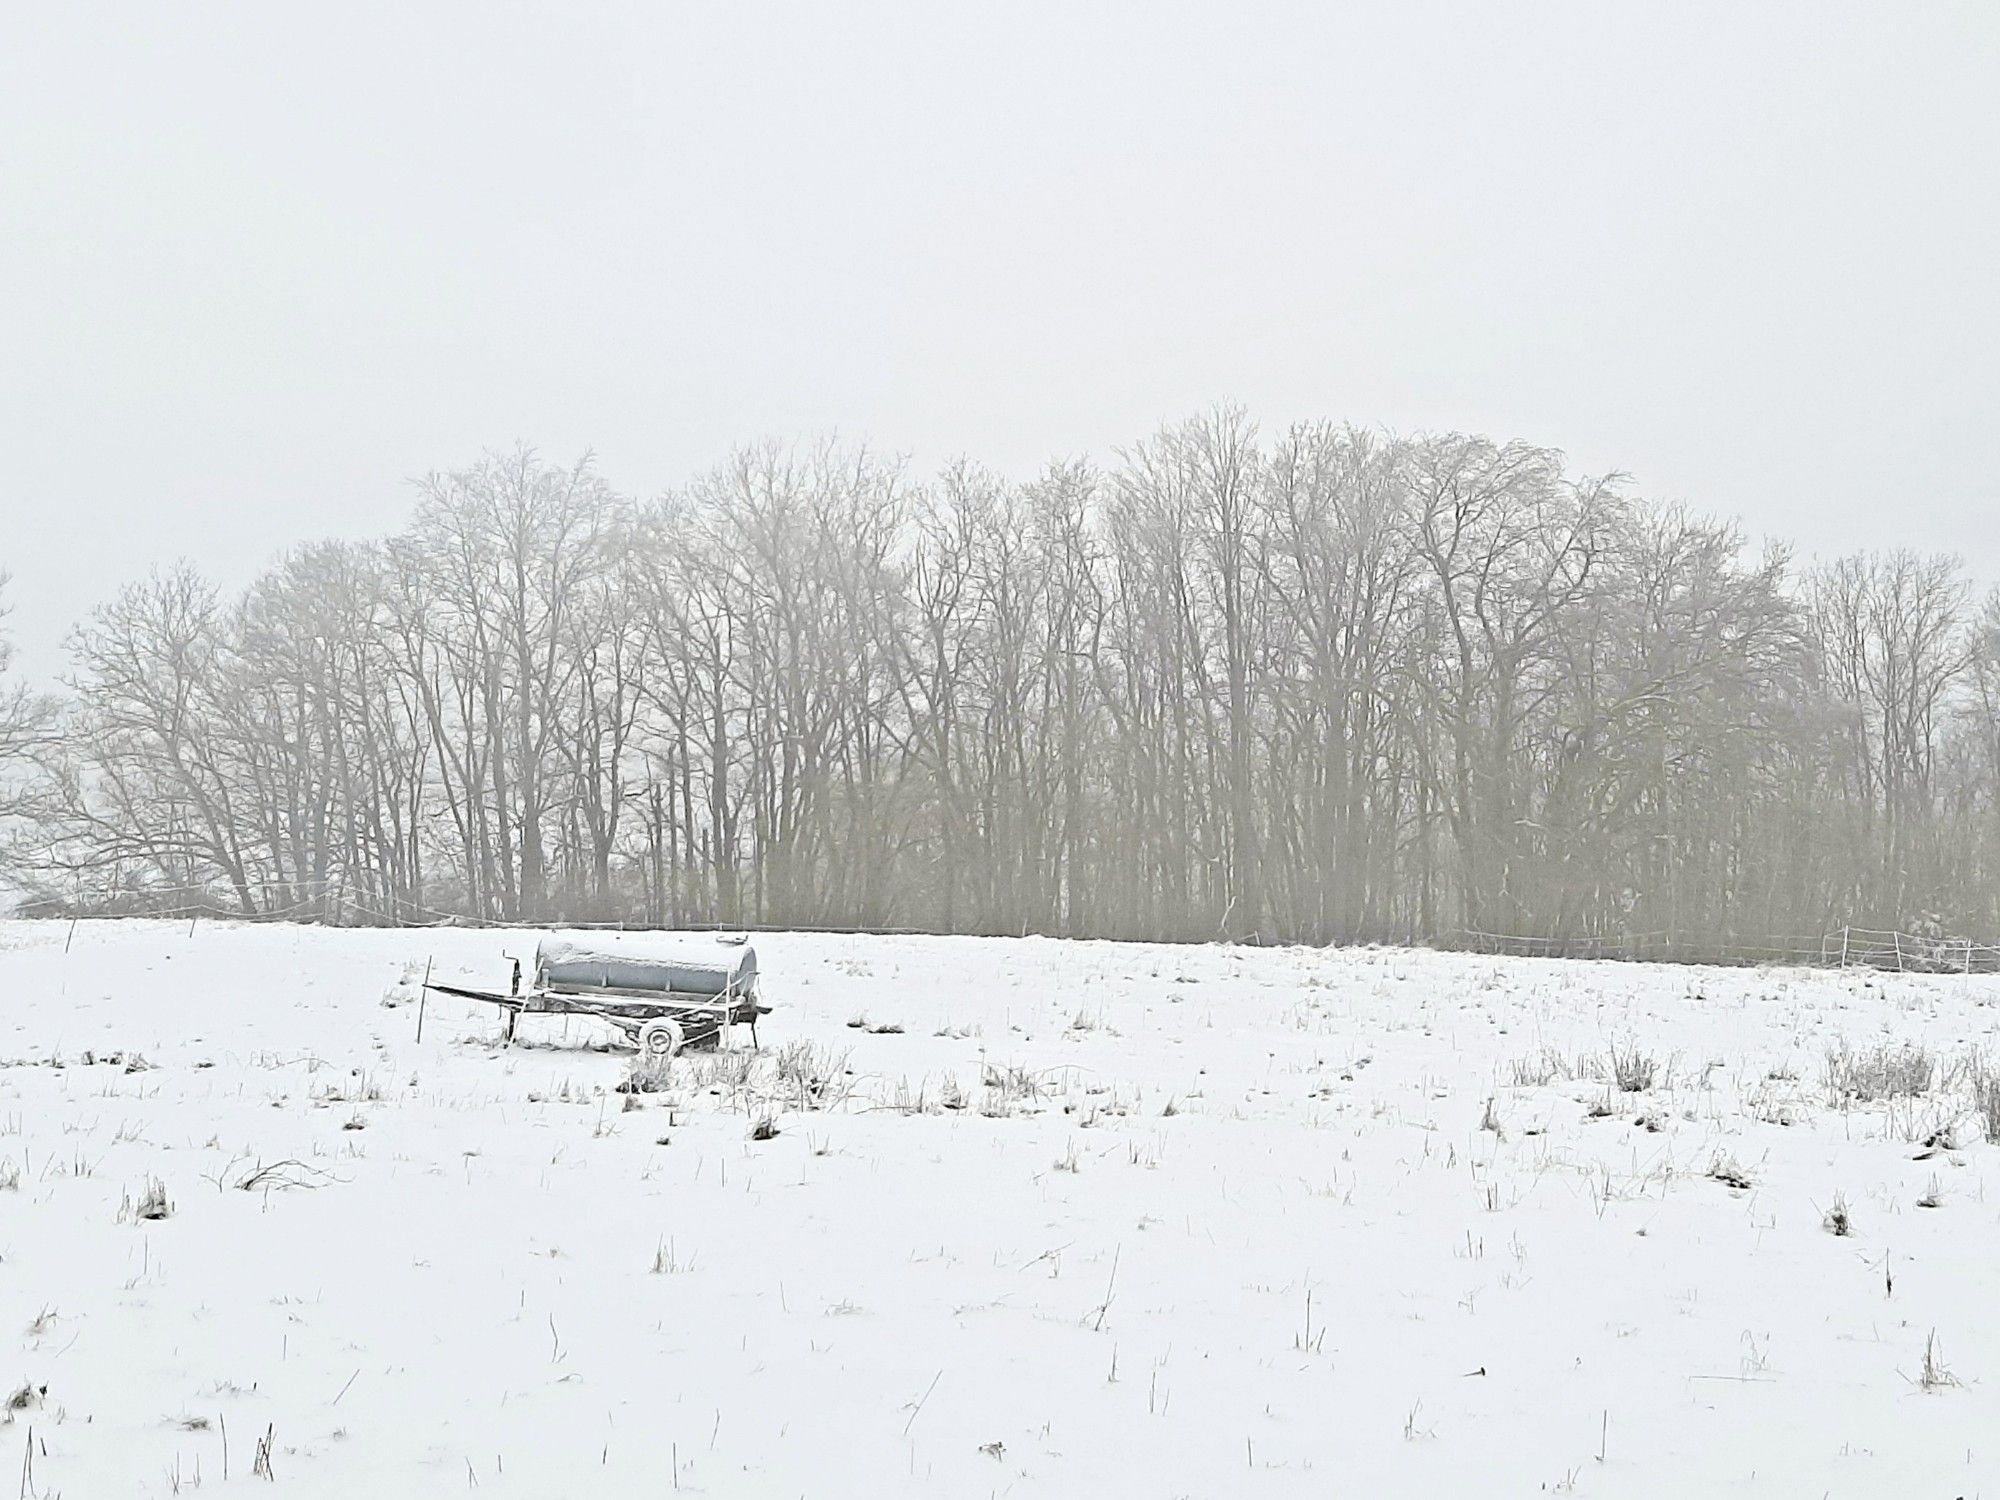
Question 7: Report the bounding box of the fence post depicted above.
[1839,926,1850,967]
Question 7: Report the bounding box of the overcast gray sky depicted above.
[4,3,1996,677]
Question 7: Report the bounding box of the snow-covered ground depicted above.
[3,921,1997,1497]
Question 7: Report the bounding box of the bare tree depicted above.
[17,420,2000,949]
[0,574,57,832]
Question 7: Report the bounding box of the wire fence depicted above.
[1454,925,2000,974]
[14,875,943,939]
[20,877,2000,974]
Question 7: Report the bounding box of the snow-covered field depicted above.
[3,921,1997,1497]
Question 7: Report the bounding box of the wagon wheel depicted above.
[635,1018,685,1060]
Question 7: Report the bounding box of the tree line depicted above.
[3,411,1997,949]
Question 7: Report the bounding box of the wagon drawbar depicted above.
[425,932,768,1057]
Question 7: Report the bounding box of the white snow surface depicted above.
[2,921,1997,1497]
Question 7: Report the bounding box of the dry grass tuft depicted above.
[1824,1041,1934,1104]
[1914,1331,1959,1393]
[122,1177,173,1222]
[774,1041,854,1112]
[1607,1041,1661,1093]
[1706,1153,1753,1191]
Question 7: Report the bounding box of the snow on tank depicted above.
[533,931,759,999]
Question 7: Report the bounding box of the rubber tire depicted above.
[636,1018,685,1060]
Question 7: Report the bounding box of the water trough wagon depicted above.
[426,931,767,1056]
